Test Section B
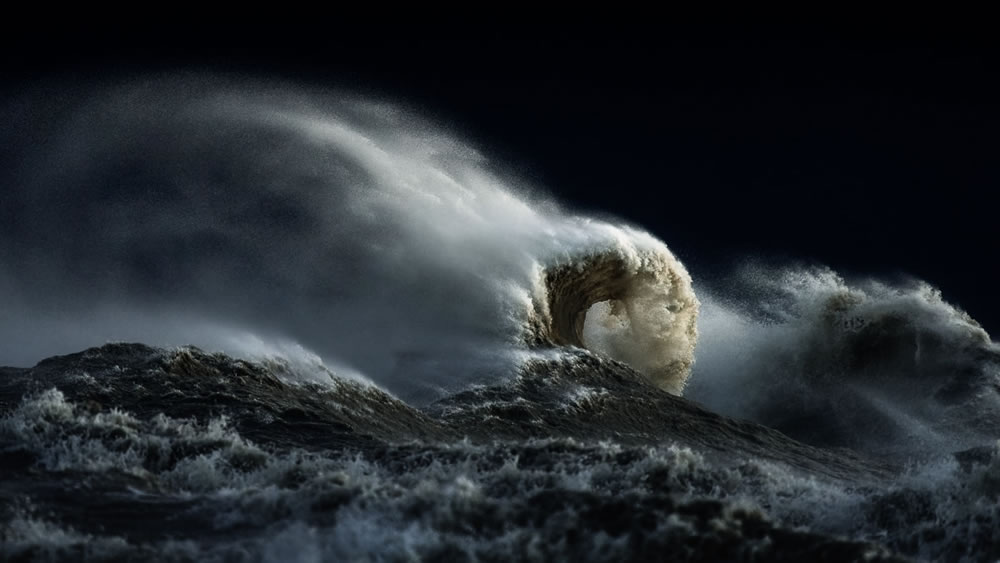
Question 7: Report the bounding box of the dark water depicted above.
[3,343,1000,562]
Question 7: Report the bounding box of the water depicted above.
[2,76,999,561]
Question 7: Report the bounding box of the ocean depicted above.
[2,77,998,562]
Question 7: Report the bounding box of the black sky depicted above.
[3,24,998,332]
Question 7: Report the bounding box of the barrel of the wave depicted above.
[530,240,700,395]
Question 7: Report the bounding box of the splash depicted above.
[687,264,1000,455]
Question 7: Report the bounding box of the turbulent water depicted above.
[2,77,1000,561]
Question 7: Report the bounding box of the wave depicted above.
[4,342,998,561]
[688,264,1000,456]
[6,73,1000,562]
[0,76,700,400]
[4,74,998,441]
[2,74,996,452]
[529,248,699,394]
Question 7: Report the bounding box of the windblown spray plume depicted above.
[0,78,698,400]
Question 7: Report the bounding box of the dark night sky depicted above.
[3,25,999,332]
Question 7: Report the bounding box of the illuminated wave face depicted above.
[532,248,699,395]
[0,77,699,400]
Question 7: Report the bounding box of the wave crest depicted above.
[530,245,700,395]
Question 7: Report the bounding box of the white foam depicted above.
[4,387,996,560]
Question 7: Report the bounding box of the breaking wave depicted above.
[0,76,698,400]
[688,264,1000,456]
[531,248,699,394]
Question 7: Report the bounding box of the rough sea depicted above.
[2,77,999,562]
